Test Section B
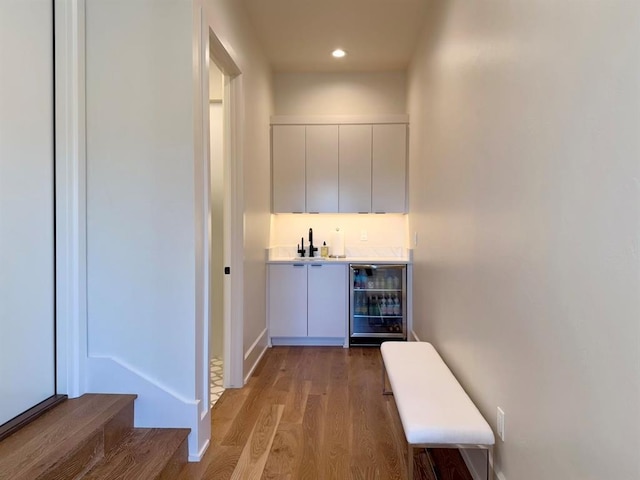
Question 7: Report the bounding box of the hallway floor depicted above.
[210,356,224,407]
[182,347,473,480]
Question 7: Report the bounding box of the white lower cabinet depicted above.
[268,264,308,337]
[268,263,348,344]
[307,264,347,337]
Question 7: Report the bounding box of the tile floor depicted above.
[210,356,224,407]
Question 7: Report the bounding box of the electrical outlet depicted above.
[360,230,368,241]
[497,407,505,441]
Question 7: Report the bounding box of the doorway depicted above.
[208,61,225,406]
[203,26,244,407]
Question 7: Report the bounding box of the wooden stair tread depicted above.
[83,428,190,480]
[0,394,137,480]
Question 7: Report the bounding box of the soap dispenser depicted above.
[320,241,329,258]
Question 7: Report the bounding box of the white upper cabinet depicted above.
[272,125,306,213]
[306,125,339,213]
[372,124,407,213]
[339,125,372,213]
[271,117,408,213]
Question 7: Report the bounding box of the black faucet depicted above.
[297,237,305,257]
[309,228,318,258]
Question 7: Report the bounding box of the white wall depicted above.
[408,2,640,479]
[85,0,202,457]
[274,71,406,115]
[202,0,274,377]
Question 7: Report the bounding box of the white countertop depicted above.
[267,257,410,265]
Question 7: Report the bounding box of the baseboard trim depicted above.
[189,438,210,462]
[244,343,268,384]
[244,328,268,361]
[243,329,268,383]
[270,337,346,346]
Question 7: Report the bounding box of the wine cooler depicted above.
[349,264,407,346]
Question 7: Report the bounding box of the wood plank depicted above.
[281,380,311,425]
[211,388,250,445]
[179,445,242,480]
[83,428,189,480]
[321,384,350,479]
[186,346,474,480]
[230,404,284,480]
[308,348,331,395]
[261,422,303,479]
[296,394,325,480]
[0,394,136,480]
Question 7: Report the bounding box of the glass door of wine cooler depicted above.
[350,264,407,346]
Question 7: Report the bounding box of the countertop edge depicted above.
[266,259,411,265]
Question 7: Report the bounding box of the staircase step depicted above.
[0,394,137,480]
[82,428,190,480]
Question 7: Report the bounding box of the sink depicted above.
[291,257,323,261]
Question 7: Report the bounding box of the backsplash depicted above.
[270,213,408,247]
[269,213,410,260]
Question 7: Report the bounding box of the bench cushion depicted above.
[381,341,495,446]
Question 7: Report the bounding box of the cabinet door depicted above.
[306,125,339,213]
[339,125,372,213]
[372,124,407,213]
[272,125,305,213]
[308,264,347,337]
[268,264,308,337]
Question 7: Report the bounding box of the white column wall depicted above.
[408,1,640,479]
[83,0,273,459]
[85,0,200,452]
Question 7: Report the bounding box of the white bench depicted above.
[380,341,495,480]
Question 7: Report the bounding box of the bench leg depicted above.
[382,364,392,395]
[487,446,494,480]
[424,448,439,480]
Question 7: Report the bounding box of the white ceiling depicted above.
[242,0,429,73]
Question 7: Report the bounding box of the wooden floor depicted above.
[180,347,473,480]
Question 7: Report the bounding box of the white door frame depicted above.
[54,0,87,399]
[203,25,244,390]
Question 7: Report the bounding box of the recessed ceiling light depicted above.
[332,49,346,58]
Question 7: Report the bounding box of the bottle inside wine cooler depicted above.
[385,274,393,289]
[393,294,400,315]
